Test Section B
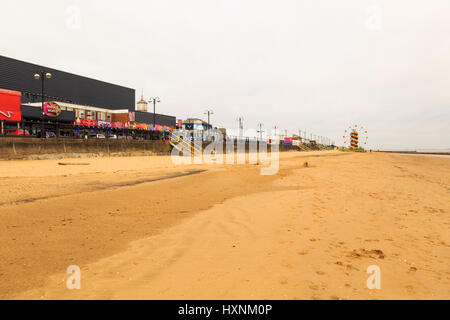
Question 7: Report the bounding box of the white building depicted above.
[182,118,212,131]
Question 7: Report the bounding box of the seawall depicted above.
[0,138,171,160]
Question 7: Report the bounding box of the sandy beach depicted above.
[0,151,448,300]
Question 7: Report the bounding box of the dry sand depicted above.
[0,151,448,299]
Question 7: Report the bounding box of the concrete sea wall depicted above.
[0,138,315,160]
[0,138,171,160]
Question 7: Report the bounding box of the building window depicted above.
[106,113,111,121]
[85,111,93,120]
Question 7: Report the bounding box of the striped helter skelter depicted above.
[350,131,359,148]
[343,125,368,149]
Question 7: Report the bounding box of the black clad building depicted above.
[0,55,177,138]
[0,55,135,110]
[134,111,176,127]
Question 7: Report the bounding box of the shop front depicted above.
[2,91,175,140]
[0,88,22,135]
[21,104,75,138]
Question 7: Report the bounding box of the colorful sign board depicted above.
[97,120,111,128]
[111,121,128,129]
[43,101,61,117]
[73,117,173,132]
[284,137,293,146]
[134,123,148,130]
[74,118,98,127]
[0,88,21,122]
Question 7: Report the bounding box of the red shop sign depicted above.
[0,88,21,122]
[111,121,128,129]
[74,118,98,127]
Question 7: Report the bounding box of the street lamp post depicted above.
[237,117,244,140]
[148,97,160,139]
[204,109,214,132]
[257,123,264,141]
[34,71,52,138]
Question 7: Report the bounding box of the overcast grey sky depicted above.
[1,0,449,149]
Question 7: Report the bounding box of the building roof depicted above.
[184,118,208,124]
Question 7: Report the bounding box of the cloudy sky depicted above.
[1,0,449,149]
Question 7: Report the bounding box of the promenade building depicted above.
[0,55,175,139]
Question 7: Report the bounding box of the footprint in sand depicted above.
[408,266,417,273]
[279,279,288,285]
[348,249,385,259]
[405,285,415,294]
